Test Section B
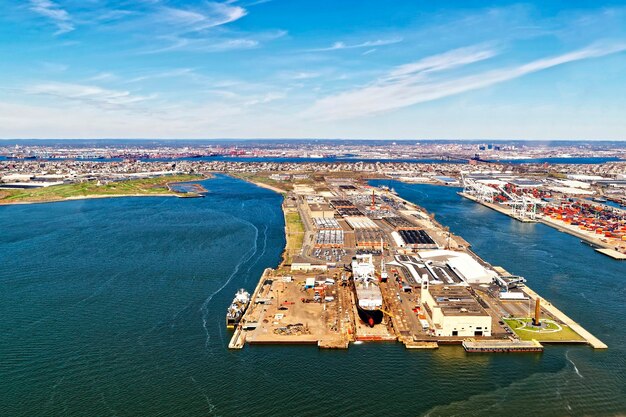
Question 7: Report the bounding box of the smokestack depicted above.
[532,298,541,326]
[371,189,376,210]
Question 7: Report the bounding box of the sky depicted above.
[1,1,626,140]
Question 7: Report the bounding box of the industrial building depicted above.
[344,216,378,230]
[421,283,492,337]
[355,230,387,248]
[383,216,419,230]
[306,203,335,218]
[337,207,365,217]
[418,250,497,284]
[396,229,438,249]
[313,217,341,230]
[329,199,355,209]
[314,230,345,248]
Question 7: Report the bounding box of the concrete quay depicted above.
[459,192,537,222]
[461,191,625,258]
[522,286,608,349]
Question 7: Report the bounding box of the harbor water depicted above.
[1,175,624,416]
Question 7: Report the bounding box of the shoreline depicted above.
[0,177,207,207]
[0,193,181,206]
[233,176,287,194]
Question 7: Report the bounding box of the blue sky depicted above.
[1,1,626,139]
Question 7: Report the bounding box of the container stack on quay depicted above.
[460,172,626,257]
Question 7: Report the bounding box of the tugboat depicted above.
[351,254,384,327]
[226,289,250,329]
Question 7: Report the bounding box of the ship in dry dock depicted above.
[226,289,250,329]
[351,254,384,327]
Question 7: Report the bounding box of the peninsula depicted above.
[0,174,204,205]
[228,171,608,352]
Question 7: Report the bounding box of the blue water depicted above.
[584,199,626,210]
[489,156,621,164]
[1,155,460,164]
[1,154,622,164]
[1,175,624,416]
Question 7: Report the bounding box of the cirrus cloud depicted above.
[305,42,626,120]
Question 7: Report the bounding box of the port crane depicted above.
[498,186,545,221]
[461,173,545,221]
[461,173,499,202]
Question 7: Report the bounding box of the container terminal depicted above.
[229,173,607,352]
[459,173,626,259]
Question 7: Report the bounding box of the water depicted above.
[488,156,621,164]
[583,198,626,210]
[1,155,460,164]
[1,175,624,416]
[1,154,622,164]
[371,180,626,415]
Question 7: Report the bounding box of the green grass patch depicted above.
[504,318,585,342]
[0,174,202,204]
[284,210,304,264]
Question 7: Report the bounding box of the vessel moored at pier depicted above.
[226,289,250,329]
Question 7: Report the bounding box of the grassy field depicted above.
[0,174,202,204]
[284,210,305,264]
[504,318,585,342]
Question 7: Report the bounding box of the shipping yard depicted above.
[229,174,608,352]
[460,173,626,258]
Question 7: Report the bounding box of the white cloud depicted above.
[25,82,154,108]
[155,2,247,33]
[311,38,403,52]
[142,36,260,54]
[278,71,321,80]
[305,42,626,120]
[243,92,285,106]
[88,72,117,82]
[124,68,195,83]
[29,0,74,34]
[384,46,497,81]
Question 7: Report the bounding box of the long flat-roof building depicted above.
[421,284,492,337]
[306,203,335,218]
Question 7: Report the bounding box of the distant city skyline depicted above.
[1,1,626,140]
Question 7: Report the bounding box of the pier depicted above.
[462,339,543,353]
[596,248,626,260]
[229,173,607,352]
[522,286,608,349]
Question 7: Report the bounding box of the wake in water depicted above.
[566,351,584,379]
[190,375,217,415]
[244,224,268,285]
[422,354,590,417]
[200,218,259,349]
